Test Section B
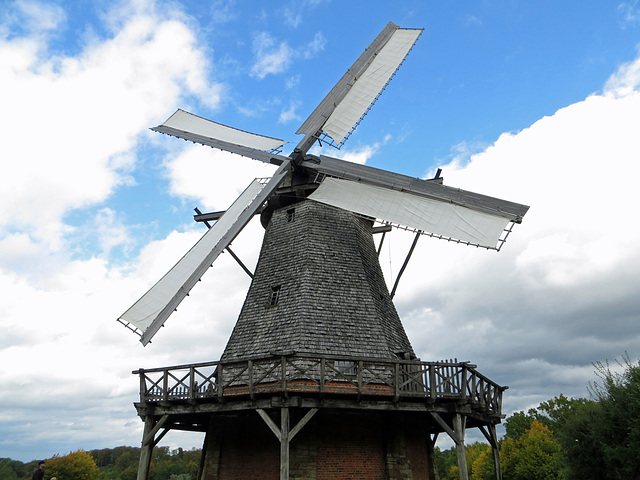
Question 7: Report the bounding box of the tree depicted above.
[471,446,495,480]
[500,420,565,480]
[46,450,102,480]
[586,354,640,480]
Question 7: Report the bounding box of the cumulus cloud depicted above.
[0,0,228,459]
[389,48,640,412]
[250,30,325,79]
[0,0,222,257]
[250,32,293,78]
[3,0,640,463]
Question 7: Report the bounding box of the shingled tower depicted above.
[122,22,529,480]
[222,195,415,362]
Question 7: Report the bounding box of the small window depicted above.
[334,360,357,376]
[287,208,295,222]
[269,285,281,306]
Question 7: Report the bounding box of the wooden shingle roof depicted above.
[221,199,416,361]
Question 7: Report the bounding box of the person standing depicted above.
[32,460,45,480]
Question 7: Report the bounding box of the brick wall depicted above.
[200,410,432,480]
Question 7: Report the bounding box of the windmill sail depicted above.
[309,177,511,249]
[296,22,422,150]
[119,162,290,345]
[152,109,289,165]
[301,155,529,223]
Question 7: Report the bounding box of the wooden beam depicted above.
[143,415,169,446]
[428,412,460,445]
[137,417,155,480]
[390,231,420,299]
[257,408,281,439]
[257,408,318,480]
[280,407,290,480]
[453,413,469,480]
[479,425,503,480]
[289,408,318,441]
[426,432,439,480]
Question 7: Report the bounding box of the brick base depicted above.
[200,410,433,480]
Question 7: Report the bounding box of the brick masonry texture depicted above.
[201,410,431,480]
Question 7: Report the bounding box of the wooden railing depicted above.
[134,355,505,416]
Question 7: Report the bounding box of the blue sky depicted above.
[1,0,640,463]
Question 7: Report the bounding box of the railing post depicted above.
[429,364,436,399]
[461,364,468,401]
[189,366,195,401]
[162,370,169,402]
[357,360,363,396]
[218,364,224,402]
[138,369,146,402]
[320,358,325,395]
[393,361,400,402]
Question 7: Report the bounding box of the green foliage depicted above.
[0,458,32,480]
[433,446,458,479]
[471,445,495,480]
[46,450,102,480]
[504,410,535,441]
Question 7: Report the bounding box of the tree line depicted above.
[434,354,640,479]
[0,445,200,480]
[3,354,639,480]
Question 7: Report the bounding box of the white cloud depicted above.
[389,50,640,403]
[302,31,326,59]
[0,1,222,257]
[250,32,293,78]
[250,30,325,79]
[10,0,66,36]
[279,101,301,123]
[603,46,640,96]
[617,0,640,28]
[3,0,640,463]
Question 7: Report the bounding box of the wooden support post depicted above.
[453,413,468,480]
[137,415,169,480]
[280,407,290,480]
[137,417,155,480]
[426,433,439,480]
[257,407,318,480]
[479,424,503,480]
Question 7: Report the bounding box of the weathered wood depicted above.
[143,414,168,446]
[390,230,421,300]
[137,417,154,480]
[290,408,318,441]
[256,407,318,480]
[429,412,460,445]
[134,354,506,420]
[426,433,439,480]
[479,424,503,480]
[453,413,468,480]
[280,408,290,480]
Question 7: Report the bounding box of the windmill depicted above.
[121,22,529,480]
